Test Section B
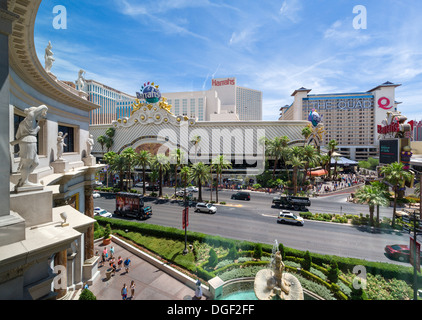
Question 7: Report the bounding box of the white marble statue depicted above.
[57,131,68,160]
[10,105,48,188]
[86,134,94,156]
[44,41,55,73]
[76,69,86,91]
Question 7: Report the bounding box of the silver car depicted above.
[195,202,217,214]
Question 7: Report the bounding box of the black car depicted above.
[146,185,159,191]
[231,192,250,201]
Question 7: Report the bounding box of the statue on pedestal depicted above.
[44,41,55,73]
[57,132,68,160]
[10,105,48,188]
[76,69,86,91]
[86,134,94,157]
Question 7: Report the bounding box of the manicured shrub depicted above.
[79,289,96,300]
[278,243,286,260]
[253,243,262,260]
[208,248,218,268]
[227,243,239,260]
[301,250,312,271]
[327,261,339,283]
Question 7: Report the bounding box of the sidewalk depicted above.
[83,240,204,300]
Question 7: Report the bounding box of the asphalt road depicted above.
[94,187,410,266]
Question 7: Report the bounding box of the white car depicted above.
[195,202,217,214]
[93,192,101,198]
[96,209,112,218]
[277,210,304,226]
[135,182,149,187]
[94,207,102,214]
[186,186,198,192]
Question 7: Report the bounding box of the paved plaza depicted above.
[80,240,205,300]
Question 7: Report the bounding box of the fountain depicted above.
[254,240,304,300]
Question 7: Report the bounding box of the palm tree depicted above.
[370,181,391,226]
[328,139,338,179]
[287,153,306,195]
[302,126,313,146]
[108,154,126,191]
[355,184,390,226]
[97,135,107,154]
[104,127,115,152]
[191,135,201,164]
[153,153,170,197]
[170,148,185,198]
[380,162,413,228]
[301,145,320,185]
[189,162,210,202]
[121,148,136,191]
[266,136,290,179]
[136,150,152,195]
[149,170,159,193]
[212,155,232,203]
[103,151,117,187]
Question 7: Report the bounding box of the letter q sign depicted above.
[378,97,393,110]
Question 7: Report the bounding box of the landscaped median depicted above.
[94,216,420,300]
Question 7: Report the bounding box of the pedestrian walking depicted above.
[121,283,128,300]
[100,251,106,267]
[130,280,136,299]
[124,257,131,273]
[110,245,115,259]
[117,256,123,271]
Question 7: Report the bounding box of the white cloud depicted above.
[279,0,302,23]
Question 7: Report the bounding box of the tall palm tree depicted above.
[287,153,305,195]
[301,145,320,185]
[170,148,185,198]
[103,151,117,187]
[97,135,107,154]
[380,162,413,228]
[328,139,338,179]
[212,155,232,203]
[355,184,390,226]
[149,170,159,193]
[267,136,290,179]
[121,148,136,191]
[302,126,313,146]
[153,153,170,197]
[189,162,210,202]
[191,135,201,164]
[108,153,126,191]
[370,181,391,226]
[136,150,152,195]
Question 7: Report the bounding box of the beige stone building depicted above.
[280,82,402,161]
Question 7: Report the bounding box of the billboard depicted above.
[116,194,140,213]
[379,139,399,164]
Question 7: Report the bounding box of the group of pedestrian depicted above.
[97,245,135,300]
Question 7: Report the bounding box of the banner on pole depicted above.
[182,208,189,229]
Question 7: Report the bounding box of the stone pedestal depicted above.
[0,211,25,246]
[83,155,96,167]
[208,276,225,300]
[51,159,69,173]
[83,255,100,285]
[10,189,53,228]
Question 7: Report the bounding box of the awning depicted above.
[331,157,358,165]
[307,169,328,177]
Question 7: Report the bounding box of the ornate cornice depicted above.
[7,0,99,112]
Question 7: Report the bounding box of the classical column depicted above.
[84,185,94,260]
[54,250,67,299]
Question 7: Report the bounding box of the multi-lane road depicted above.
[94,187,410,266]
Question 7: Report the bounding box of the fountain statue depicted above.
[254,240,304,300]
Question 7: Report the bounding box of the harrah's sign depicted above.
[377,122,400,135]
[212,78,235,87]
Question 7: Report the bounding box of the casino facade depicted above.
[280,82,403,161]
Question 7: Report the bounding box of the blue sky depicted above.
[34,0,422,121]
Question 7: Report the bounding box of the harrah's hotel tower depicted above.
[280,81,402,161]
